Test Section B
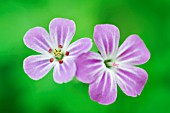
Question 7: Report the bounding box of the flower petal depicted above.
[116,64,148,97]
[24,27,51,53]
[76,52,105,84]
[89,70,117,105]
[53,57,76,84]
[94,24,120,59]
[117,35,150,65]
[67,38,92,60]
[49,18,75,49]
[23,55,54,80]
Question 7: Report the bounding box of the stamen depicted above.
[65,51,69,56]
[48,48,52,53]
[97,51,101,55]
[50,58,54,62]
[58,60,63,64]
[104,59,112,68]
[58,45,63,48]
[113,62,119,67]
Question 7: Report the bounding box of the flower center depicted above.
[104,59,112,68]
[54,49,64,60]
[104,59,119,69]
[48,45,69,64]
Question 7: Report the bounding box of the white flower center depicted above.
[48,45,69,64]
[104,59,119,69]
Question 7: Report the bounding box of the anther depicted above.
[65,51,69,56]
[58,60,63,64]
[113,62,119,67]
[48,48,52,53]
[50,58,54,62]
[58,45,63,48]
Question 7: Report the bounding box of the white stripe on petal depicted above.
[55,26,59,48]
[42,35,53,48]
[63,28,71,49]
[95,72,104,88]
[117,70,136,85]
[117,42,133,57]
[99,36,107,59]
[102,72,107,94]
[119,56,141,65]
[118,49,139,60]
[118,65,137,75]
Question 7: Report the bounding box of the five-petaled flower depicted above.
[23,18,92,83]
[76,24,150,105]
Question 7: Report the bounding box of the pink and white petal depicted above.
[94,24,120,59]
[117,35,150,65]
[116,64,148,97]
[53,57,76,84]
[75,52,105,84]
[89,70,117,105]
[67,38,92,60]
[24,27,52,53]
[23,55,54,80]
[49,18,75,49]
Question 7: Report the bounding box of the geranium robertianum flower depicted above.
[23,18,92,83]
[76,24,150,105]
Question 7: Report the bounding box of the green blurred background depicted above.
[0,0,170,113]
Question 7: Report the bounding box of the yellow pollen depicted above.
[54,49,62,57]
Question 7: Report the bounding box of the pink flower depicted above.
[23,18,92,83]
[76,24,150,105]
